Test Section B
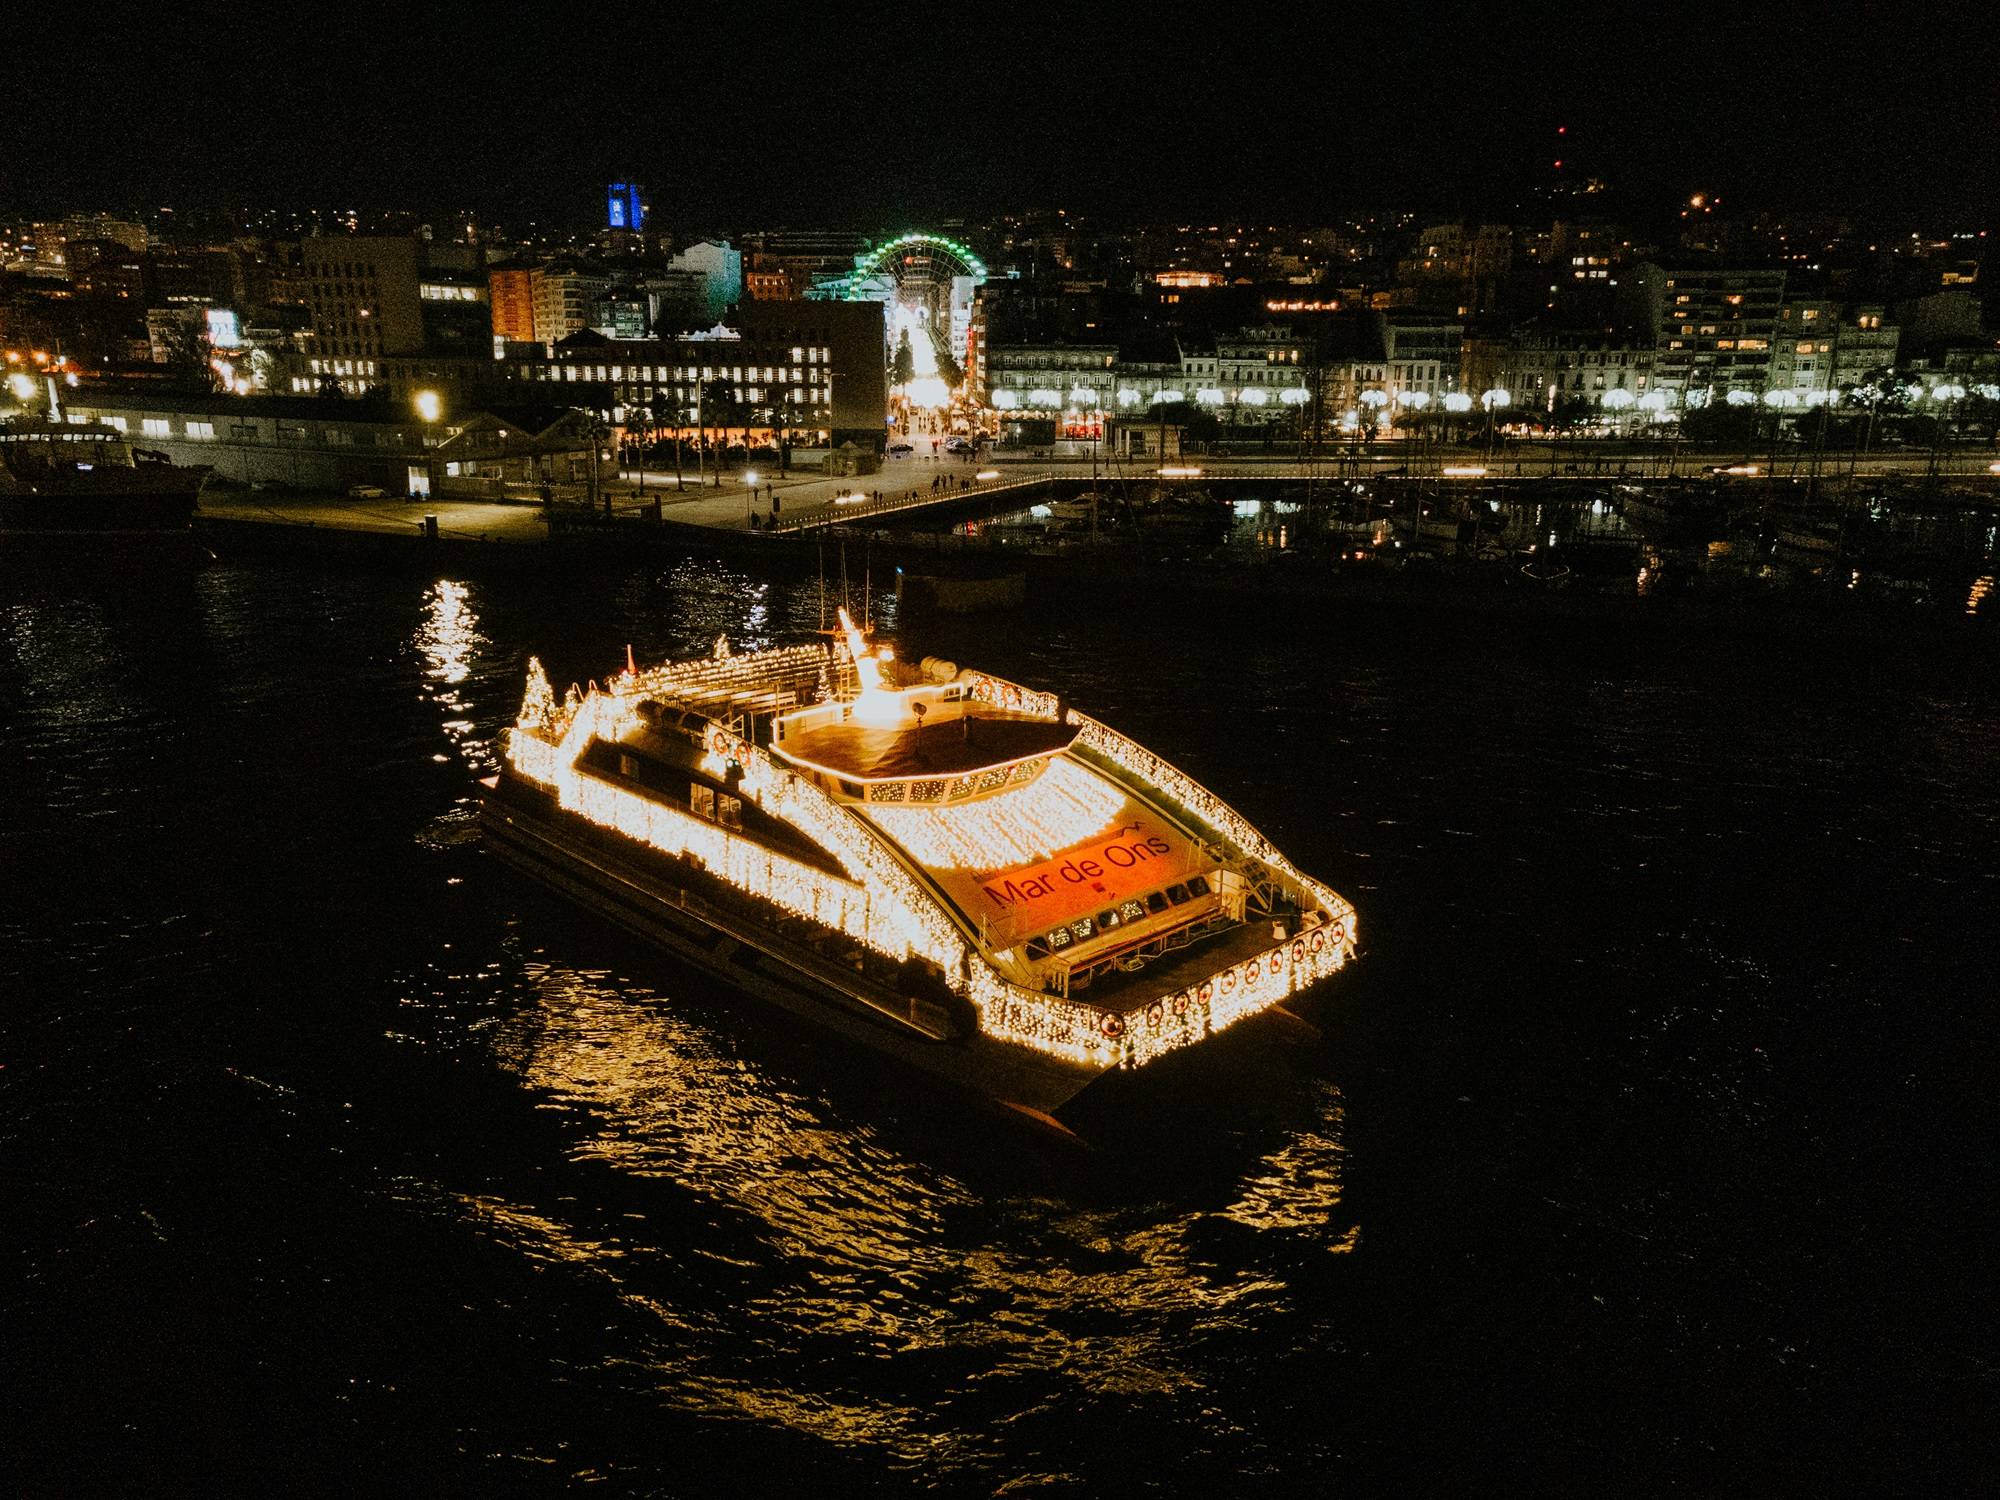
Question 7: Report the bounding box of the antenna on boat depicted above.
[840,540,851,620]
[623,644,637,678]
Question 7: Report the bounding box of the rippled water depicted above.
[3,554,1995,1493]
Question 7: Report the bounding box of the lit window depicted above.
[142,418,170,437]
[185,421,214,439]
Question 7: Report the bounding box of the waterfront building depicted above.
[986,344,1121,428]
[57,387,602,497]
[1495,328,1656,414]
[499,297,888,452]
[1832,306,1900,386]
[1377,311,1465,402]
[1625,261,1787,400]
[280,296,887,451]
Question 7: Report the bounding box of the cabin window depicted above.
[1146,892,1169,914]
[1165,883,1190,905]
[1119,900,1146,922]
[690,783,716,819]
[1045,927,1070,950]
[1186,875,1212,897]
[718,794,742,830]
[1069,917,1094,941]
[1096,909,1120,931]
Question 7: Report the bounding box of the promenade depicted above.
[196,443,1999,548]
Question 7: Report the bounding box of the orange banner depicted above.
[963,816,1202,939]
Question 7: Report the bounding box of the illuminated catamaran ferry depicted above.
[483,614,1357,1123]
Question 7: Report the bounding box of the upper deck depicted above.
[770,692,1077,802]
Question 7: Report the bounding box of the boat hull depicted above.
[0,487,200,535]
[480,774,1110,1117]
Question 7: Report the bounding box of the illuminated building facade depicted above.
[607,182,646,232]
[1628,262,1787,399]
[1497,330,1656,412]
[489,267,538,343]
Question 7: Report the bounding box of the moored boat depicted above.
[481,616,1358,1123]
[0,421,207,536]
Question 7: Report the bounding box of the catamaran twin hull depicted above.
[482,632,1357,1117]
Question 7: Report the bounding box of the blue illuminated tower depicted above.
[607,182,646,232]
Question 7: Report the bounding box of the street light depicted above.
[413,389,442,498]
[1479,388,1510,457]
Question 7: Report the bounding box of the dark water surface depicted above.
[3,555,1995,1494]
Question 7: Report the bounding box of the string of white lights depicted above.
[864,757,1126,872]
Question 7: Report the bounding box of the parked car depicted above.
[943,437,974,454]
[886,441,914,456]
[347,484,387,499]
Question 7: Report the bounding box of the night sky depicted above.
[8,1,1997,229]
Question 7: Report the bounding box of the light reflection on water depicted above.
[438,957,1350,1463]
[415,578,495,775]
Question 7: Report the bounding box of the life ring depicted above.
[1219,970,1236,995]
[1292,940,1306,964]
[1328,924,1346,948]
[1269,952,1283,975]
[1309,930,1325,953]
[1172,990,1190,1017]
[1243,962,1259,988]
[1146,1002,1164,1031]
[1197,981,1213,1005]
[1101,1013,1125,1039]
